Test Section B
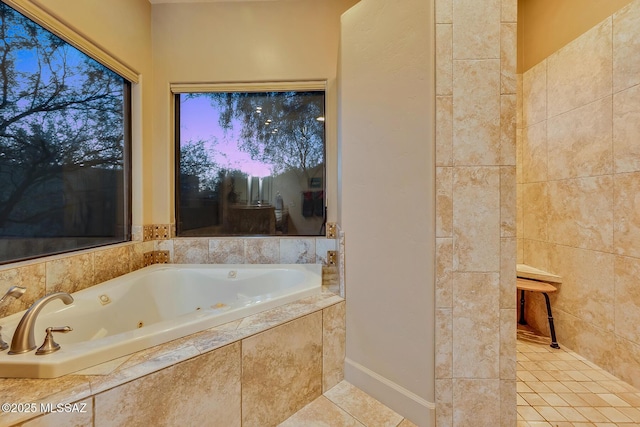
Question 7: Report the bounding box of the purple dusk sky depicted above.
[180,95,273,177]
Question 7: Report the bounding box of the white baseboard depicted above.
[344,357,436,427]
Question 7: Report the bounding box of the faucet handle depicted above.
[35,326,72,355]
[0,326,8,351]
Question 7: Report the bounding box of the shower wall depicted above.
[517,0,640,389]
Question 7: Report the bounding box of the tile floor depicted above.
[517,339,640,426]
[279,380,418,427]
[280,339,640,427]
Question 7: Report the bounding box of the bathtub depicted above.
[0,264,321,379]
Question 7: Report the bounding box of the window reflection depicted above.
[0,3,130,264]
[176,91,325,236]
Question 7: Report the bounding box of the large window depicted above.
[0,3,131,264]
[175,90,325,236]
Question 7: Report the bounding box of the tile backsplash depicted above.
[0,229,339,319]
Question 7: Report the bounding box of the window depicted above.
[175,90,325,236]
[0,3,131,264]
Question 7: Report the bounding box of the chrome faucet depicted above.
[9,292,74,355]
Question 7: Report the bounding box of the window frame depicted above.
[1,0,139,83]
[172,83,327,237]
[0,1,134,264]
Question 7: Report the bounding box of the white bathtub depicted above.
[0,264,321,378]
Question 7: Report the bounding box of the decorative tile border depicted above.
[155,250,170,264]
[154,224,171,240]
[143,224,172,241]
[143,251,154,267]
[326,222,337,239]
[143,250,170,266]
[143,225,155,241]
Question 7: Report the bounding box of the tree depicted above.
[0,3,126,234]
[179,138,219,191]
[200,91,325,182]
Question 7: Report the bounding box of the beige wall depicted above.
[151,0,356,225]
[33,0,154,226]
[340,0,435,425]
[0,1,524,425]
[434,0,518,425]
[33,0,151,69]
[518,0,634,72]
[11,0,354,230]
[518,0,640,389]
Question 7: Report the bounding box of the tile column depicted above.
[434,0,517,425]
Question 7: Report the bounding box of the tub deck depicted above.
[0,264,322,379]
[0,289,343,427]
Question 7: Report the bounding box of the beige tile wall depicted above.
[95,342,243,427]
[323,301,347,391]
[242,312,323,426]
[435,0,517,425]
[9,300,346,427]
[0,233,343,425]
[0,241,155,319]
[0,235,338,319]
[517,0,640,390]
[160,237,337,266]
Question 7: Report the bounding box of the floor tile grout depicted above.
[284,339,639,427]
[517,338,640,426]
[279,380,418,427]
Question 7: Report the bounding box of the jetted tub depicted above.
[0,264,321,378]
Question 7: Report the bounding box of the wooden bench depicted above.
[517,278,560,349]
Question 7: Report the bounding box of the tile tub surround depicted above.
[517,0,640,389]
[0,234,340,320]
[0,240,155,319]
[0,293,345,427]
[0,230,343,425]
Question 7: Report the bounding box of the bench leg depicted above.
[542,292,560,349]
[518,289,527,325]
